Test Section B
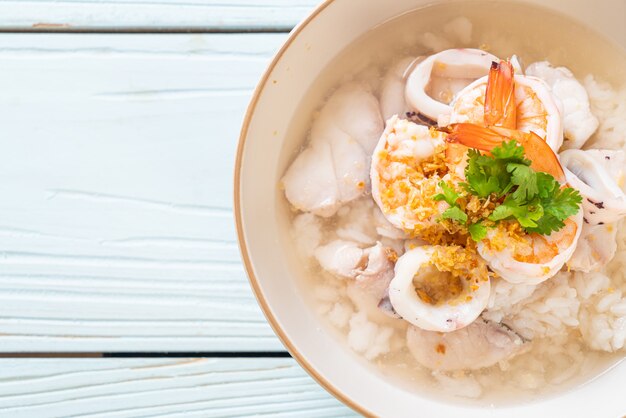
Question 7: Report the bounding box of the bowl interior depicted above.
[236,1,626,416]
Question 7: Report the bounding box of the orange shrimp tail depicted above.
[484,60,517,129]
[446,123,505,151]
[447,124,566,182]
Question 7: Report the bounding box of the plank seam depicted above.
[0,352,291,358]
[0,28,292,34]
[103,352,292,358]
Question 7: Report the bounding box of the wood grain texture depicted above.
[0,34,288,352]
[0,1,321,31]
[0,358,356,417]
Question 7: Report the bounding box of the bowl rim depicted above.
[233,0,372,416]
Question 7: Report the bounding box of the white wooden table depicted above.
[0,2,357,416]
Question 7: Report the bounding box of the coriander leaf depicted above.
[463,150,487,194]
[490,139,527,161]
[463,142,531,199]
[524,213,565,235]
[468,222,488,242]
[468,176,501,198]
[433,181,460,206]
[489,195,544,228]
[519,172,582,234]
[535,172,559,199]
[508,163,538,201]
[543,186,583,220]
[488,204,515,221]
[464,150,502,197]
[441,206,468,223]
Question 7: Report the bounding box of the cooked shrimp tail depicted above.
[484,60,517,128]
[446,122,505,149]
[446,123,566,182]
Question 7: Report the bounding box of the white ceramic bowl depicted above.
[235,1,626,416]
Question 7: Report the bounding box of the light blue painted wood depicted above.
[0,358,357,417]
[0,4,360,417]
[0,1,322,31]
[0,33,290,352]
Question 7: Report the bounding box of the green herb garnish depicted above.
[464,140,582,236]
[434,140,582,240]
[433,181,460,206]
[468,222,488,242]
[434,181,467,223]
[441,206,468,223]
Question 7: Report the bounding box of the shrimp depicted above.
[405,49,499,123]
[479,215,582,284]
[388,246,491,332]
[407,319,526,371]
[372,60,520,235]
[449,60,564,151]
[447,123,565,181]
[370,116,455,235]
[446,123,583,284]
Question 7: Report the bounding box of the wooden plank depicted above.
[0,1,321,31]
[0,358,356,417]
[0,33,286,352]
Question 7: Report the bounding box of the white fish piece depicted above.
[315,241,396,298]
[407,319,526,371]
[355,242,397,301]
[348,243,400,321]
[314,240,366,278]
[282,83,384,216]
[389,246,490,332]
[326,130,370,204]
[282,140,339,217]
[405,48,498,122]
[526,61,599,150]
[310,83,383,153]
[561,149,626,225]
[316,239,399,319]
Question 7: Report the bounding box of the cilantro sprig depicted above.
[433,181,467,223]
[434,180,484,238]
[463,140,582,236]
[433,140,582,240]
[463,140,531,198]
[468,222,488,241]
